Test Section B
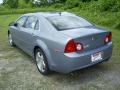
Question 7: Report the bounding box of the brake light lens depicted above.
[64,39,83,53]
[105,32,112,44]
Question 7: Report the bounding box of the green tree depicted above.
[3,0,7,4]
[59,0,67,2]
[35,0,49,6]
[24,0,31,4]
[3,0,19,8]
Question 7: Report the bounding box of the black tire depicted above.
[35,48,50,75]
[8,33,15,46]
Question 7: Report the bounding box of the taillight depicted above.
[64,39,83,53]
[104,32,112,44]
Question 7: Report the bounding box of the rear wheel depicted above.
[8,33,15,46]
[35,48,50,75]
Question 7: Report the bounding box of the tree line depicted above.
[1,0,94,9]
[1,0,65,8]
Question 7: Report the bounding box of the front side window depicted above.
[25,16,38,29]
[47,16,93,31]
[16,16,28,27]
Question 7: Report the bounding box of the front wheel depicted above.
[8,33,15,46]
[35,48,50,75]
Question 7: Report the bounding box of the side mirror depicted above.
[9,22,18,27]
[14,23,18,27]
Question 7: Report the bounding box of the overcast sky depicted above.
[0,0,3,4]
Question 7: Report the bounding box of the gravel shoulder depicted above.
[0,46,120,90]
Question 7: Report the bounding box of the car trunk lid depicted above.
[60,26,108,53]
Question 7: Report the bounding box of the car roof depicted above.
[23,12,76,18]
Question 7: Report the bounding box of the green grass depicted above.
[0,7,62,15]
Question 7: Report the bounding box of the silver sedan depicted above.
[8,12,113,75]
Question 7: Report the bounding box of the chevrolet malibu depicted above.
[8,12,113,75]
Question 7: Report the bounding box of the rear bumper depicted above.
[50,42,113,73]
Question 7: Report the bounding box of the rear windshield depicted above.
[47,16,93,31]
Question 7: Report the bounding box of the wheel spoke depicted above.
[36,51,45,72]
[9,34,13,45]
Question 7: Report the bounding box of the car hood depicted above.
[60,26,107,38]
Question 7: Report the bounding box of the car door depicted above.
[12,16,28,47]
[19,16,39,55]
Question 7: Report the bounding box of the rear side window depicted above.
[25,16,38,29]
[16,16,28,27]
